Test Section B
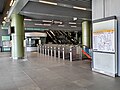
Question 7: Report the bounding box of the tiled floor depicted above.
[0,52,120,90]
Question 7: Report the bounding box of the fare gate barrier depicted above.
[39,45,42,53]
[54,47,56,57]
[41,45,44,54]
[38,44,82,62]
[46,46,49,55]
[71,46,82,61]
[64,45,70,60]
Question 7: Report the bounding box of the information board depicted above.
[93,29,115,52]
[93,19,117,53]
[92,16,117,77]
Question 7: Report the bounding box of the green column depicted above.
[11,14,24,59]
[82,21,91,48]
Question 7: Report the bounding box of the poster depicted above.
[93,19,117,53]
[93,29,115,53]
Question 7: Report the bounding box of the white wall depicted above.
[92,0,105,20]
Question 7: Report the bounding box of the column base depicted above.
[12,57,24,60]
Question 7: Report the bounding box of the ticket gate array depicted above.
[37,44,83,62]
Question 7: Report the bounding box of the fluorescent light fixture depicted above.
[6,11,9,14]
[73,17,77,21]
[35,23,42,26]
[69,22,76,25]
[57,3,72,8]
[54,21,63,24]
[58,25,64,27]
[4,17,10,22]
[35,23,51,26]
[42,20,52,23]
[43,24,51,26]
[9,0,16,6]
[39,0,57,5]
[2,21,6,24]
[4,17,7,20]
[24,19,32,21]
[12,1,16,6]
[10,0,14,6]
[71,26,77,28]
[73,6,87,10]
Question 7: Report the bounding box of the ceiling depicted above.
[0,0,7,13]
[6,0,92,31]
[0,0,7,22]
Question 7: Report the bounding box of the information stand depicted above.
[92,16,117,77]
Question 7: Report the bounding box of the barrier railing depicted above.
[38,44,84,62]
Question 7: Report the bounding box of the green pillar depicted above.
[82,21,91,48]
[11,14,24,59]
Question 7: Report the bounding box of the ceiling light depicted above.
[12,0,16,6]
[57,3,72,8]
[10,0,14,6]
[43,24,51,26]
[35,23,42,26]
[71,26,77,28]
[6,11,9,14]
[4,17,10,22]
[69,22,76,25]
[24,19,32,21]
[58,25,64,27]
[42,20,52,23]
[35,23,51,26]
[4,17,7,20]
[39,0,57,5]
[73,17,77,21]
[73,6,87,10]
[2,21,6,24]
[54,21,63,24]
[9,0,16,6]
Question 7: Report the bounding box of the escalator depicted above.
[46,30,79,44]
[56,30,71,44]
[67,31,78,44]
[46,31,57,44]
[60,31,78,44]
[49,30,61,44]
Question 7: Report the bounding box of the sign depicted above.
[92,16,117,77]
[93,29,115,52]
[93,19,117,53]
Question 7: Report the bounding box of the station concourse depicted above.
[0,0,120,90]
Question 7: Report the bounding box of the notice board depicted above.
[92,16,117,77]
[93,18,116,53]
